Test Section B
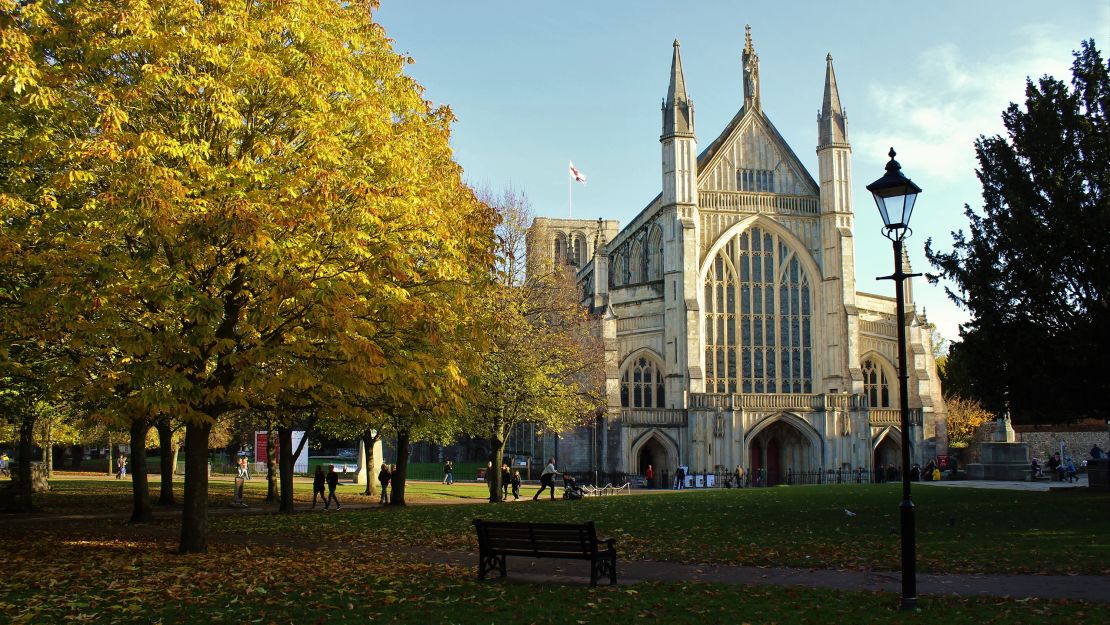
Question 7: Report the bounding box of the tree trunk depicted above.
[488,437,506,503]
[129,419,153,523]
[14,410,36,512]
[42,422,53,479]
[156,420,175,505]
[71,444,83,469]
[52,445,66,471]
[179,421,212,554]
[277,426,295,513]
[362,429,378,498]
[106,440,114,476]
[265,427,277,502]
[389,430,409,506]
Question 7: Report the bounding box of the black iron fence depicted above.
[560,467,880,489]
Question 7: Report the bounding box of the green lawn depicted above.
[30,478,1110,575]
[5,478,1108,623]
[214,483,1110,575]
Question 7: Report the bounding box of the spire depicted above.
[818,53,848,147]
[742,24,760,110]
[662,39,694,137]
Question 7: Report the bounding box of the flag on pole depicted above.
[569,161,587,185]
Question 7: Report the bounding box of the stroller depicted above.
[562,474,585,500]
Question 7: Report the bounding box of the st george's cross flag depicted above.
[569,161,587,184]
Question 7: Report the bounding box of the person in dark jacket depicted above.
[501,463,511,498]
[312,465,327,509]
[510,469,522,500]
[378,463,390,504]
[325,465,341,510]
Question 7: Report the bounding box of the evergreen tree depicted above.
[926,40,1109,424]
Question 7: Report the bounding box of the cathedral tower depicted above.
[661,39,701,405]
[816,54,862,395]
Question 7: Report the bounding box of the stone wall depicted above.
[1017,430,1110,463]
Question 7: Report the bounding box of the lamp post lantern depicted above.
[867,148,922,611]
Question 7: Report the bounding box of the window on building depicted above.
[620,356,666,408]
[573,234,586,266]
[628,241,643,284]
[737,168,776,193]
[646,225,663,280]
[704,226,812,394]
[862,358,892,408]
[554,233,567,266]
[610,254,626,287]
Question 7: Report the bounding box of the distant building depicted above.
[528,28,946,483]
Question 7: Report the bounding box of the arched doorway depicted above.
[873,429,902,482]
[747,417,818,486]
[631,431,676,489]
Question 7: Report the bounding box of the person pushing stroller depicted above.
[562,473,585,500]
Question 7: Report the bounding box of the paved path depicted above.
[919,475,1088,492]
[400,546,1110,603]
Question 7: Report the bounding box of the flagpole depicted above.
[568,168,572,218]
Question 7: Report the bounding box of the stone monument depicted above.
[966,414,1031,480]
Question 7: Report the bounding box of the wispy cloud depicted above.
[855,28,1084,181]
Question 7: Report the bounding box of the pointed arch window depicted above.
[704,226,812,394]
[862,358,892,408]
[646,225,663,280]
[628,241,643,284]
[554,233,568,266]
[620,356,666,408]
[573,234,586,266]
[610,254,626,287]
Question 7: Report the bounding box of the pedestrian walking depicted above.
[442,459,454,485]
[325,464,341,510]
[532,458,558,501]
[501,463,511,499]
[510,469,522,500]
[378,463,391,504]
[645,464,654,488]
[232,457,249,507]
[312,465,327,508]
[116,454,127,479]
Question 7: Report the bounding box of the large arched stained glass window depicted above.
[620,356,666,408]
[862,358,892,408]
[704,226,812,394]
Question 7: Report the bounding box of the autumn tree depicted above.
[1,0,495,550]
[926,40,1109,424]
[462,189,605,503]
[944,395,994,449]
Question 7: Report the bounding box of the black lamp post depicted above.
[867,148,922,611]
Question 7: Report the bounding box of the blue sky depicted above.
[375,1,1109,344]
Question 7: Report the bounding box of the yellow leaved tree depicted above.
[1,0,494,550]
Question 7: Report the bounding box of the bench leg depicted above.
[591,555,618,586]
[478,554,506,580]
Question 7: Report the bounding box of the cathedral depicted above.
[528,28,947,484]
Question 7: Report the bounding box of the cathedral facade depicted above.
[529,29,947,483]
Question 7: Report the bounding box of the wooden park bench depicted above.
[472,519,618,586]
